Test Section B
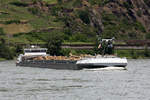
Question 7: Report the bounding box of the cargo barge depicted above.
[16,38,127,70]
[16,46,127,70]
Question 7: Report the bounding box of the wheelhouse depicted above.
[24,48,47,56]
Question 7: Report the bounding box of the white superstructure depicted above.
[24,48,47,56]
[16,46,48,63]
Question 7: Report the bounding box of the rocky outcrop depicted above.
[131,0,150,31]
[21,0,150,37]
[89,8,104,35]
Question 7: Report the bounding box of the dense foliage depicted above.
[0,39,15,60]
[0,0,149,44]
[46,31,64,56]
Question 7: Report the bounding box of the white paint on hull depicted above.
[76,57,128,67]
[83,67,126,71]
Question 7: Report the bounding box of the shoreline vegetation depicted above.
[0,58,6,61]
[0,42,150,61]
[0,50,150,61]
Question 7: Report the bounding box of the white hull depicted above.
[76,57,127,68]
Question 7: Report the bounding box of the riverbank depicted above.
[61,49,150,59]
[115,49,150,59]
[0,48,150,61]
[1,42,150,61]
[0,58,6,61]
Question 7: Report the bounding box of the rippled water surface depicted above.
[0,59,150,100]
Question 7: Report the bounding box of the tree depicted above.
[0,39,14,59]
[57,0,62,4]
[146,33,150,39]
[0,28,5,35]
[46,32,64,56]
[78,9,90,24]
[144,45,150,57]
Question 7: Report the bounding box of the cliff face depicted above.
[100,0,150,31]
[96,0,150,39]
[57,0,150,39]
[0,0,150,43]
[129,0,150,31]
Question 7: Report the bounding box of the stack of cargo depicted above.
[30,54,94,61]
[32,55,81,61]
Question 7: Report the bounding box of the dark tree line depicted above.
[0,39,14,59]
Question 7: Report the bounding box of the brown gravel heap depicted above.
[31,54,94,61]
[32,55,81,61]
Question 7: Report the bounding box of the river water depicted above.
[0,59,150,100]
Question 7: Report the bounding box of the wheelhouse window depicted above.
[24,49,47,53]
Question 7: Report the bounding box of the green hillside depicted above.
[0,0,150,59]
[0,0,150,44]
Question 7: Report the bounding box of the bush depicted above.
[46,31,64,56]
[130,49,138,59]
[61,48,71,56]
[0,28,5,35]
[102,0,111,5]
[88,0,111,6]
[123,1,133,9]
[144,46,150,57]
[15,45,23,55]
[64,28,72,36]
[32,0,41,4]
[136,10,142,17]
[28,7,40,15]
[145,33,150,39]
[133,21,146,32]
[57,0,62,4]
[10,1,28,7]
[66,49,95,56]
[73,0,82,7]
[51,6,62,16]
[102,12,118,26]
[4,20,20,24]
[70,33,88,42]
[78,10,90,24]
[101,25,118,39]
[0,39,14,59]
[128,31,137,39]
[76,49,95,55]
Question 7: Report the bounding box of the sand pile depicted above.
[24,54,94,61]
[32,55,81,61]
